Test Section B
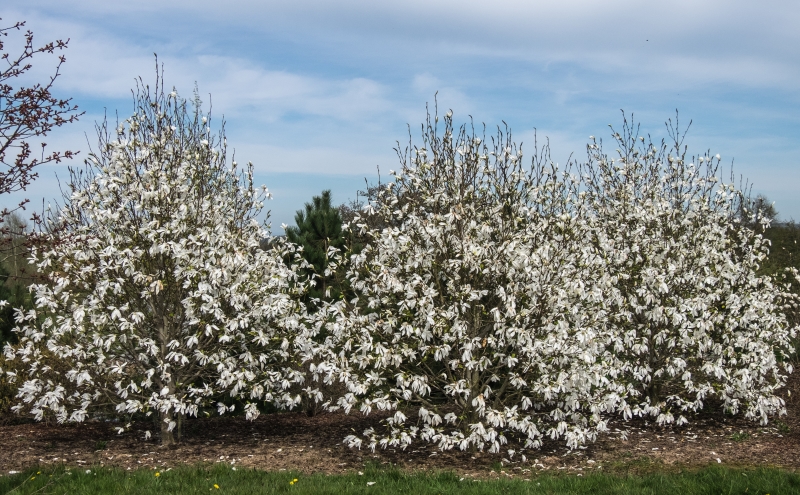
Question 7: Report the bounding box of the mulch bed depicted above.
[1,374,799,479]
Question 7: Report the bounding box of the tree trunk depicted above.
[176,412,184,442]
[160,410,176,447]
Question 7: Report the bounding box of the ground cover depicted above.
[1,464,798,495]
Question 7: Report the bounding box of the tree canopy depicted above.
[3,71,308,445]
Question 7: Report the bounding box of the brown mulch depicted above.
[1,374,799,479]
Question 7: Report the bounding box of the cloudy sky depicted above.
[4,0,799,227]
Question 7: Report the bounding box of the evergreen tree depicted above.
[0,265,15,346]
[286,190,345,302]
[0,213,34,347]
[0,271,30,346]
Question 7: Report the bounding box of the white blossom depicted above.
[308,114,626,452]
[3,80,308,445]
[304,111,795,454]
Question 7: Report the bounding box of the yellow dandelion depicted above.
[30,477,35,481]
[155,472,160,477]
[214,484,220,489]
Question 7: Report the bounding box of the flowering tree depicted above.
[308,110,627,454]
[581,114,796,425]
[3,72,307,445]
[0,18,82,224]
[306,109,797,455]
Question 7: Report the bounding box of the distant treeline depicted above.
[760,222,800,278]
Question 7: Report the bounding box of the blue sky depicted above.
[3,0,799,228]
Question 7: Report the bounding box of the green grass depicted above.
[730,431,752,442]
[1,464,798,495]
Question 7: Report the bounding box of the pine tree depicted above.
[286,190,345,302]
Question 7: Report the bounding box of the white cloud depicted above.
[163,56,394,124]
[11,0,800,93]
[3,1,799,220]
[232,143,395,176]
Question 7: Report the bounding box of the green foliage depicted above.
[0,464,798,495]
[738,194,779,231]
[285,190,346,302]
[760,222,800,278]
[759,222,800,356]
[0,213,36,420]
[0,270,33,346]
[729,431,751,442]
[0,213,35,347]
[0,265,18,346]
[0,362,15,421]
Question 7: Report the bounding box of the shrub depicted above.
[581,115,795,425]
[307,109,797,455]
[309,110,625,452]
[2,70,308,445]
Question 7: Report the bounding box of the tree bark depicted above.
[159,410,175,446]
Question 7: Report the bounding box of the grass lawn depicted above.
[1,464,797,495]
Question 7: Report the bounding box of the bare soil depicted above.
[1,374,799,479]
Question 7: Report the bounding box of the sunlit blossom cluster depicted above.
[305,111,796,454]
[3,81,308,444]
[1,88,795,455]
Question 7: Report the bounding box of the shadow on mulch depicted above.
[1,373,799,479]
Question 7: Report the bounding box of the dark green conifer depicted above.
[285,190,345,302]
